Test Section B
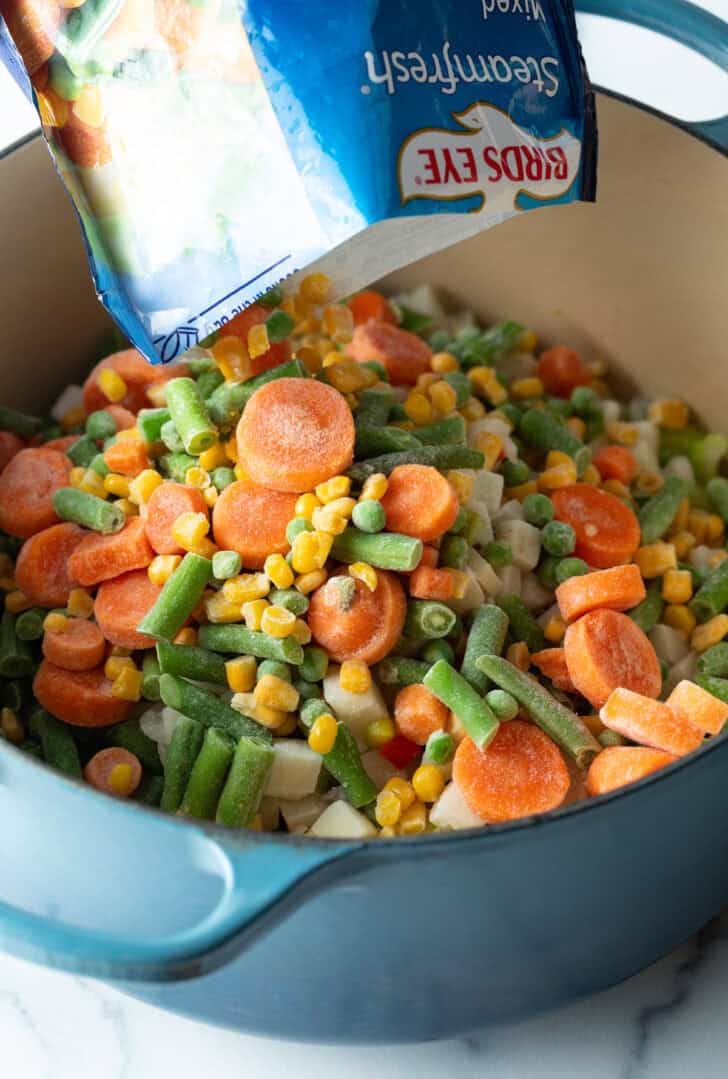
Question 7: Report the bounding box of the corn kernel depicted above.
[105,763,134,797]
[375,789,402,828]
[349,562,378,592]
[295,493,321,519]
[98,367,127,404]
[663,604,697,639]
[488,409,515,432]
[69,466,86,488]
[299,272,331,305]
[204,591,243,624]
[412,763,445,803]
[111,666,143,702]
[67,588,93,619]
[144,382,168,408]
[73,84,104,127]
[172,512,210,552]
[104,472,130,498]
[114,427,141,444]
[291,618,312,645]
[706,514,725,543]
[254,674,299,712]
[37,88,68,128]
[581,463,601,486]
[460,398,486,422]
[5,590,33,613]
[544,450,570,469]
[450,570,469,600]
[291,531,332,574]
[669,498,691,536]
[212,336,251,382]
[264,553,294,590]
[79,469,107,498]
[242,598,269,630]
[364,717,396,747]
[323,304,354,343]
[379,825,397,838]
[256,703,290,730]
[504,480,539,503]
[312,506,348,535]
[1,707,24,744]
[544,616,567,643]
[105,655,135,681]
[565,416,586,440]
[127,468,163,505]
[709,550,728,569]
[648,399,689,429]
[672,530,697,559]
[539,462,577,492]
[325,497,356,519]
[431,351,459,374]
[398,801,428,836]
[322,350,344,369]
[111,646,132,657]
[183,467,211,491]
[261,605,297,638]
[339,659,372,695]
[662,569,693,605]
[447,471,474,503]
[429,380,458,414]
[475,431,503,470]
[634,471,664,497]
[224,436,239,463]
[223,573,270,604]
[203,486,218,508]
[384,776,416,809]
[315,476,351,504]
[511,376,544,400]
[692,615,728,652]
[507,641,530,671]
[295,569,327,594]
[61,404,86,431]
[404,392,433,426]
[520,329,538,352]
[687,510,710,545]
[361,473,388,501]
[245,323,269,362]
[308,712,338,755]
[297,345,323,374]
[275,714,299,737]
[116,498,140,519]
[416,372,440,392]
[329,359,376,394]
[635,542,677,579]
[469,366,507,405]
[312,336,335,358]
[198,443,228,472]
[602,478,631,500]
[148,554,181,586]
[606,421,639,446]
[43,611,68,634]
[173,627,198,646]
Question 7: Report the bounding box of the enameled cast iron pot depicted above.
[0,0,726,1044]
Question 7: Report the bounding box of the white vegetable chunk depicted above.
[360,749,403,789]
[429,782,483,831]
[265,740,323,800]
[521,572,554,612]
[323,668,389,741]
[496,564,522,596]
[448,569,485,615]
[493,499,524,527]
[469,470,504,517]
[391,285,445,322]
[632,439,660,474]
[310,801,377,839]
[664,455,695,485]
[467,547,501,597]
[139,705,166,744]
[278,794,329,833]
[649,623,689,666]
[494,519,541,572]
[689,545,715,568]
[161,706,184,743]
[600,400,621,425]
[465,501,494,547]
[50,384,83,422]
[662,652,697,698]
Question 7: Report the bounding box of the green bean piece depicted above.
[106,719,162,774]
[268,588,309,615]
[423,730,455,765]
[294,679,321,701]
[690,559,728,622]
[542,520,576,557]
[347,445,484,484]
[199,624,304,665]
[691,433,728,483]
[351,500,386,534]
[484,540,513,568]
[85,410,117,442]
[440,535,469,570]
[299,700,377,808]
[135,774,165,807]
[89,453,110,477]
[475,655,601,768]
[141,651,161,701]
[448,507,468,535]
[405,600,456,640]
[211,467,236,492]
[160,716,205,813]
[423,660,499,749]
[0,405,43,438]
[2,679,27,712]
[266,310,295,341]
[599,730,626,748]
[19,739,43,760]
[159,453,198,484]
[215,737,274,828]
[212,550,242,580]
[485,689,520,721]
[695,675,728,710]
[160,420,185,454]
[165,378,217,455]
[523,493,554,527]
[300,646,329,683]
[555,558,590,584]
[570,386,600,416]
[414,415,467,446]
[497,594,545,652]
[355,426,421,459]
[0,611,34,678]
[67,435,100,468]
[28,709,82,778]
[520,408,591,475]
[696,642,728,679]
[629,582,664,634]
[461,604,509,693]
[53,488,125,534]
[331,528,423,572]
[137,553,211,641]
[388,403,408,422]
[156,640,228,685]
[355,389,392,428]
[180,727,235,820]
[256,660,291,683]
[421,639,455,665]
[159,673,272,742]
[207,359,307,429]
[197,369,225,400]
[375,656,431,686]
[14,607,45,641]
[638,476,689,544]
[707,477,728,524]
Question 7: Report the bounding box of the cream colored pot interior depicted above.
[0,94,725,423]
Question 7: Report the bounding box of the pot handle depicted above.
[576,0,728,150]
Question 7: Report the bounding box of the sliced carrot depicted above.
[552,484,641,568]
[308,569,406,664]
[600,687,704,757]
[222,303,291,377]
[42,618,106,671]
[347,291,397,327]
[42,434,80,453]
[94,570,162,649]
[586,746,677,797]
[0,430,24,471]
[103,404,138,432]
[144,482,209,555]
[536,346,589,398]
[83,747,142,797]
[236,378,355,493]
[409,565,455,601]
[69,517,154,587]
[394,683,450,746]
[592,445,638,485]
[14,522,85,607]
[564,609,661,709]
[453,721,570,823]
[0,447,70,538]
[33,660,133,728]
[82,349,188,414]
[347,321,432,386]
[667,680,728,737]
[530,648,577,693]
[556,564,646,624]
[0,0,60,75]
[103,437,152,477]
[380,464,458,542]
[212,480,297,569]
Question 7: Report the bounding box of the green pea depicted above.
[523,493,554,527]
[285,517,314,545]
[555,557,590,584]
[351,500,386,534]
[542,520,576,557]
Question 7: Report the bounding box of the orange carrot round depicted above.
[42,618,106,672]
[144,482,209,555]
[83,747,142,797]
[14,522,85,607]
[347,291,397,327]
[592,444,638,485]
[0,431,24,472]
[564,609,662,709]
[308,569,406,664]
[237,378,355,493]
[394,683,450,745]
[586,746,677,797]
[212,481,297,569]
[82,350,188,414]
[69,517,154,587]
[103,437,152,477]
[0,447,70,538]
[103,404,138,432]
[94,569,162,649]
[380,464,459,542]
[347,321,432,386]
[223,303,291,377]
[556,564,646,624]
[41,434,81,453]
[536,346,589,398]
[552,484,641,568]
[600,687,704,757]
[453,721,570,823]
[530,648,577,693]
[33,660,133,727]
[1,0,60,75]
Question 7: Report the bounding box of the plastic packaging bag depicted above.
[0,0,596,362]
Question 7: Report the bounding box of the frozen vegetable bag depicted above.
[0,0,596,362]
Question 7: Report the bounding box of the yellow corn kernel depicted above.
[174,627,198,646]
[106,763,135,797]
[322,350,344,369]
[98,367,127,404]
[687,510,710,546]
[37,88,68,129]
[114,427,142,444]
[128,468,163,505]
[171,511,210,552]
[295,569,327,595]
[291,531,332,574]
[299,272,331,305]
[148,554,181,586]
[257,702,291,730]
[312,506,348,535]
[80,469,107,499]
[431,351,459,374]
[245,323,269,362]
[297,345,323,374]
[261,605,297,638]
[635,471,664,497]
[565,416,586,440]
[507,641,531,671]
[69,466,86,489]
[104,472,130,498]
[204,591,243,624]
[254,674,300,712]
[143,381,167,408]
[339,659,372,695]
[378,826,397,838]
[224,435,239,464]
[325,496,356,520]
[450,570,469,600]
[308,712,338,755]
[669,498,691,536]
[412,763,445,804]
[416,372,440,392]
[61,404,86,431]
[233,462,253,483]
[327,359,375,394]
[460,398,486,422]
[291,618,312,645]
[398,801,428,836]
[322,304,354,343]
[105,655,135,681]
[706,514,725,543]
[110,645,132,657]
[315,476,351,504]
[242,598,269,631]
[473,431,503,471]
[264,553,294,590]
[429,380,458,414]
[648,398,689,429]
[661,569,693,605]
[519,329,537,352]
[212,336,251,382]
[544,450,571,469]
[73,84,104,127]
[606,421,639,446]
[223,573,270,604]
[384,776,416,810]
[116,498,140,519]
[691,615,728,653]
[511,376,544,400]
[360,473,388,501]
[295,492,322,519]
[311,335,335,358]
[1,707,24,745]
[183,467,211,491]
[375,789,402,828]
[469,366,507,405]
[43,611,68,634]
[198,443,227,472]
[5,590,32,614]
[544,616,567,643]
[275,713,299,737]
[602,478,631,500]
[67,588,94,619]
[404,392,433,426]
[581,714,605,737]
[635,542,677,579]
[447,470,474,503]
[539,462,577,492]
[504,480,539,503]
[581,463,601,486]
[203,485,218,508]
[663,604,697,639]
[111,666,143,702]
[709,550,728,569]
[671,530,697,559]
[349,562,378,592]
[364,717,396,748]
